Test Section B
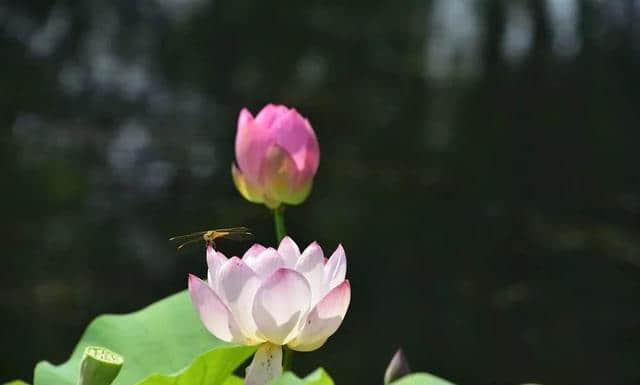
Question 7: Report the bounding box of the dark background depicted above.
[2,0,640,384]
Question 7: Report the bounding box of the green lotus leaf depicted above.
[270,369,335,385]
[33,290,248,385]
[390,373,456,385]
[303,368,334,385]
[137,345,254,385]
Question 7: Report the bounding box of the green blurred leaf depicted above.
[390,373,456,385]
[303,368,334,385]
[3,381,29,385]
[137,345,255,385]
[34,290,229,385]
[271,372,307,385]
[270,369,334,385]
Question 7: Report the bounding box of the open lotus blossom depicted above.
[232,104,320,209]
[188,236,350,385]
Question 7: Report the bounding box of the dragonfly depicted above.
[169,226,254,250]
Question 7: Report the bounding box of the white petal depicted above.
[187,274,248,344]
[295,242,327,305]
[206,245,227,287]
[288,280,350,352]
[324,244,346,291]
[242,243,267,263]
[245,248,285,277]
[217,257,263,343]
[277,236,301,267]
[252,268,311,345]
[244,343,282,385]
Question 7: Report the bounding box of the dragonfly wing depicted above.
[213,226,251,233]
[169,231,207,241]
[218,232,254,241]
[176,238,205,250]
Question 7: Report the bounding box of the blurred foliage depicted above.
[1,0,639,384]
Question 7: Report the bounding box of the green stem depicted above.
[272,206,293,371]
[273,205,287,243]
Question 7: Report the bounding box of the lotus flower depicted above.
[232,104,320,209]
[188,237,350,385]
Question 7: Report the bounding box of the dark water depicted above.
[2,1,640,384]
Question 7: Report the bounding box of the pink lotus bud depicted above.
[189,238,350,385]
[232,104,320,209]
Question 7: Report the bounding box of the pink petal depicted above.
[235,120,274,182]
[324,244,347,291]
[244,343,282,385]
[277,236,301,267]
[245,248,285,278]
[259,144,297,193]
[271,109,318,172]
[217,257,263,341]
[252,268,311,345]
[295,242,327,305]
[187,274,248,344]
[298,134,320,183]
[255,104,291,128]
[258,143,313,207]
[237,108,253,130]
[287,280,351,352]
[242,244,267,263]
